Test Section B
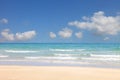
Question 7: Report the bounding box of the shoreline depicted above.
[0,60,120,69]
[0,65,120,80]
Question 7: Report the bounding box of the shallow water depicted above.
[0,43,120,68]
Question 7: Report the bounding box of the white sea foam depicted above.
[82,54,120,61]
[24,57,41,59]
[82,57,120,61]
[0,55,9,58]
[49,49,85,52]
[54,53,73,57]
[76,49,86,51]
[5,50,38,53]
[49,49,74,52]
[90,54,120,58]
[25,56,77,60]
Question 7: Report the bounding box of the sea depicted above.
[0,43,120,68]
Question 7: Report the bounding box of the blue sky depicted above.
[0,0,120,43]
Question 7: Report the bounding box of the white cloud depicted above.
[1,29,14,41]
[58,28,72,38]
[69,11,120,35]
[104,37,109,40]
[49,32,56,39]
[15,31,36,41]
[0,18,8,24]
[75,32,82,38]
[0,29,36,41]
[82,16,90,21]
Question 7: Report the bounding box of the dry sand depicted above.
[0,66,120,80]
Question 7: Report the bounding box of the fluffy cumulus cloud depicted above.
[49,32,56,39]
[75,32,82,38]
[68,11,120,35]
[0,18,8,24]
[1,29,14,41]
[58,28,72,38]
[0,29,36,41]
[15,31,36,40]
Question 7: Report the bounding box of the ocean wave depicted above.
[49,49,85,52]
[90,54,120,58]
[4,50,39,53]
[25,56,77,60]
[86,54,120,61]
[0,55,9,58]
[24,57,41,59]
[54,53,73,57]
[82,57,120,61]
[54,53,91,57]
[76,49,86,51]
[49,49,74,52]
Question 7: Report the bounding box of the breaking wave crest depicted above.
[0,55,9,58]
[25,56,77,60]
[49,49,85,52]
[4,50,38,53]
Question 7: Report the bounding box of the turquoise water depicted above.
[0,43,120,68]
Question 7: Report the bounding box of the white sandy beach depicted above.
[0,66,120,80]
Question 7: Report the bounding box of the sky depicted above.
[0,0,120,43]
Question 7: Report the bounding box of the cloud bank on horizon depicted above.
[0,11,120,42]
[49,11,120,40]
